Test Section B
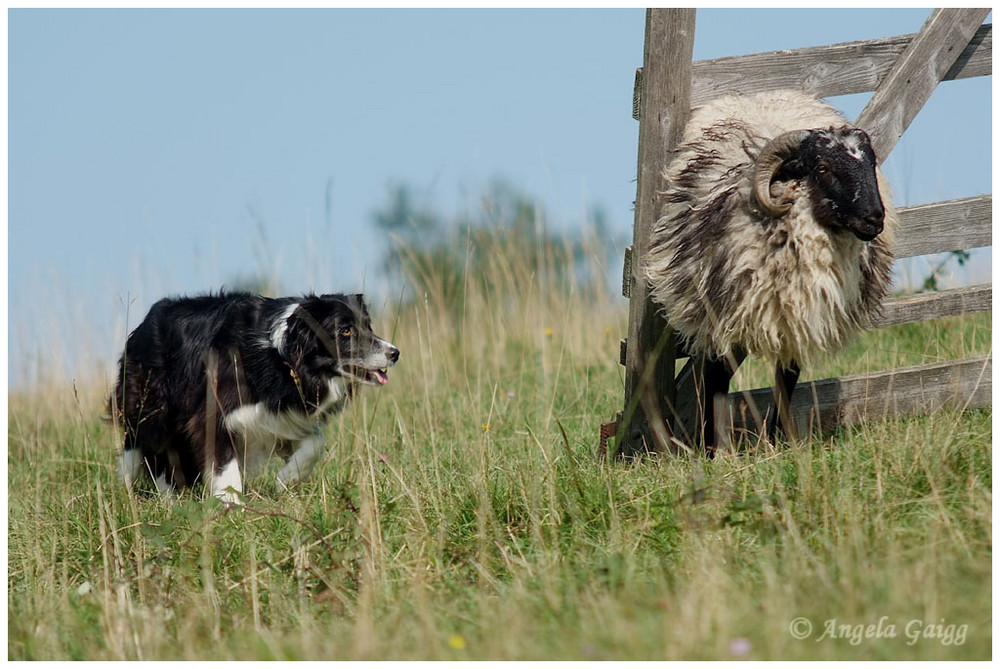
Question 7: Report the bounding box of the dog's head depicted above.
[281,293,399,388]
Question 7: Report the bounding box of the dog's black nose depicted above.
[388,346,400,364]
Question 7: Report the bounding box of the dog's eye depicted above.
[339,327,354,338]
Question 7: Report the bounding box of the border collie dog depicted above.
[111,292,399,503]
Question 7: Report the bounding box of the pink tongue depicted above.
[375,370,389,386]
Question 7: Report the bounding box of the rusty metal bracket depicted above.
[622,245,633,298]
[632,68,643,120]
[598,413,622,460]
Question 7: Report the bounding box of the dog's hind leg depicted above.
[276,431,326,490]
[153,472,176,498]
[119,448,144,488]
[146,448,189,499]
[115,365,171,491]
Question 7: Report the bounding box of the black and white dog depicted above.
[110,291,399,503]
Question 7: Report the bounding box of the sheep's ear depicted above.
[849,127,874,149]
[776,156,807,180]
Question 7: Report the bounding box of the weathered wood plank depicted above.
[944,21,993,79]
[875,284,992,328]
[893,195,992,260]
[618,9,696,458]
[857,8,992,161]
[725,355,992,440]
[689,23,991,105]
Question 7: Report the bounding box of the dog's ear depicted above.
[281,305,309,364]
[284,303,337,364]
[351,294,371,321]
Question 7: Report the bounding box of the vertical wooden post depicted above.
[618,9,696,457]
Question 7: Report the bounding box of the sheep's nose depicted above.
[866,212,884,229]
[852,210,884,241]
[866,205,885,225]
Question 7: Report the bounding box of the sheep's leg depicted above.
[702,348,746,457]
[769,360,801,442]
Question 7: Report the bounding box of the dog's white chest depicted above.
[223,404,305,474]
[222,377,348,474]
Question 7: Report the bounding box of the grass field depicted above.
[7,236,992,660]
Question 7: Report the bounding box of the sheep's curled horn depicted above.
[752,129,811,217]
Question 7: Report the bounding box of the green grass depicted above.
[7,242,992,660]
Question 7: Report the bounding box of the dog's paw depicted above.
[276,463,316,490]
[213,486,244,507]
[275,472,307,492]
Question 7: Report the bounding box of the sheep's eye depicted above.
[815,165,829,175]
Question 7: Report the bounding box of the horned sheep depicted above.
[644,89,897,451]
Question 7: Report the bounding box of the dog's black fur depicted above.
[111,291,399,502]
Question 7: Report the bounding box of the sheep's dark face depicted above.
[794,128,886,241]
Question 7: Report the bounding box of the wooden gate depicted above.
[607,8,992,458]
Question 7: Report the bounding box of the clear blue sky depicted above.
[8,8,992,387]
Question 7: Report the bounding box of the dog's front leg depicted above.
[276,432,326,490]
[211,458,244,505]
